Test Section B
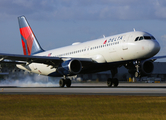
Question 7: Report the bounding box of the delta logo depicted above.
[103,40,107,44]
[48,53,52,57]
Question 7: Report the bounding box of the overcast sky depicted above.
[0,0,166,61]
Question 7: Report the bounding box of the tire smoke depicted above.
[0,74,60,87]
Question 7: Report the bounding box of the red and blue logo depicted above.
[103,40,107,44]
[18,16,44,55]
[20,26,34,55]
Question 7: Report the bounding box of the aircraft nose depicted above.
[148,40,160,55]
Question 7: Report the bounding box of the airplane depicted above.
[0,15,165,87]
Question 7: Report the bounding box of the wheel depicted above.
[65,79,71,87]
[113,78,119,87]
[59,79,65,87]
[107,78,112,87]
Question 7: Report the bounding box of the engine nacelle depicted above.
[57,59,82,75]
[140,60,154,75]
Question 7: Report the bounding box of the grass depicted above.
[0,95,166,120]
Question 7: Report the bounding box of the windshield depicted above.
[135,36,155,41]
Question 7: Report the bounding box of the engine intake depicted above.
[58,59,82,75]
[140,60,154,75]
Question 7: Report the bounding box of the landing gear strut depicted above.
[134,61,140,78]
[59,78,71,87]
[107,68,119,87]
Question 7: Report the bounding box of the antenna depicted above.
[103,35,105,38]
[133,28,136,32]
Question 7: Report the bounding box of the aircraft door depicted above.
[122,35,130,50]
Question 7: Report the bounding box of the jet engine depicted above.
[57,59,82,75]
[140,60,154,75]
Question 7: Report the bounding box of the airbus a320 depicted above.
[0,16,164,87]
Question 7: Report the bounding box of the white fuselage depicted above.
[17,31,160,76]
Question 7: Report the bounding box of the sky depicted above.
[0,0,166,61]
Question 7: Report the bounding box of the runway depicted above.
[0,83,166,95]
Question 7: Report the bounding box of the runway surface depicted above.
[0,83,166,96]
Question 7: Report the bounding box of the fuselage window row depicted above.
[56,41,119,57]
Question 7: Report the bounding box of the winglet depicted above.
[18,16,44,55]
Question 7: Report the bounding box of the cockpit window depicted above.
[144,36,151,40]
[151,36,155,40]
[135,37,139,41]
[139,36,144,40]
[135,35,156,42]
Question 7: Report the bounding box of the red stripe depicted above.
[20,26,32,40]
[21,40,27,55]
[20,26,34,55]
[27,33,34,55]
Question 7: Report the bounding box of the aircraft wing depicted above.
[0,53,93,67]
[149,55,166,61]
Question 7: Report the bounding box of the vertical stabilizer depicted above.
[18,16,44,55]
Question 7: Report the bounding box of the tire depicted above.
[65,79,71,87]
[113,78,119,87]
[59,79,65,87]
[107,78,112,87]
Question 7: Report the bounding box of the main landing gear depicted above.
[107,78,119,87]
[59,78,71,87]
[107,68,119,87]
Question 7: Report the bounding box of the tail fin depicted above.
[18,16,44,55]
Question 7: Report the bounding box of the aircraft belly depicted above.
[91,54,106,63]
[17,63,56,76]
[33,63,56,75]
